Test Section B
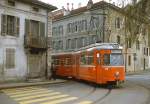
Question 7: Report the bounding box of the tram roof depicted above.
[83,43,123,51]
[51,43,123,55]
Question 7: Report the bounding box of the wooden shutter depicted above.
[6,48,15,69]
[16,17,20,36]
[25,19,30,36]
[40,22,45,37]
[1,15,7,36]
[14,17,20,37]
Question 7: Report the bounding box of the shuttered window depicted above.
[6,48,15,69]
[128,55,131,66]
[25,19,45,37]
[1,14,19,37]
[31,20,39,37]
[40,22,45,37]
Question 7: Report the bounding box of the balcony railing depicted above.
[24,35,47,49]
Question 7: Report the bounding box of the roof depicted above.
[52,1,123,21]
[16,0,57,11]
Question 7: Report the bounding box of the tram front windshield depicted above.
[104,53,124,66]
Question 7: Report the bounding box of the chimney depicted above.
[132,0,137,5]
[71,3,74,10]
[67,3,70,11]
[113,2,115,5]
[78,3,81,8]
[87,0,93,9]
[122,0,125,8]
[109,0,112,3]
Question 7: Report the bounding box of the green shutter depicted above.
[148,28,150,47]
[1,14,7,36]
[40,22,45,37]
[16,17,20,37]
[14,17,20,37]
[25,19,30,36]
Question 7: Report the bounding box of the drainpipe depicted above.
[46,9,49,79]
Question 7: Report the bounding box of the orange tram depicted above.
[52,43,125,86]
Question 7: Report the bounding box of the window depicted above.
[7,0,15,6]
[117,36,120,44]
[58,40,63,50]
[82,20,87,31]
[136,40,140,50]
[97,53,101,64]
[74,38,77,49]
[78,21,82,32]
[80,53,87,65]
[25,19,45,37]
[128,38,131,48]
[52,41,55,49]
[115,17,121,29]
[104,54,110,65]
[54,59,59,65]
[110,54,124,66]
[66,39,71,49]
[58,25,63,35]
[147,48,149,56]
[31,20,39,37]
[128,55,131,66]
[67,23,72,33]
[65,58,72,65]
[92,35,97,44]
[80,37,85,47]
[52,27,56,36]
[144,47,148,56]
[32,7,39,12]
[87,52,94,65]
[6,48,15,69]
[75,22,78,32]
[71,39,75,49]
[1,15,19,36]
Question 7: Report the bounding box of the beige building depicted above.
[50,0,150,72]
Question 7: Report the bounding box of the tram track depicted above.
[134,84,150,104]
[93,88,112,104]
[128,80,150,104]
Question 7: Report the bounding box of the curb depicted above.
[126,70,150,76]
[0,80,67,90]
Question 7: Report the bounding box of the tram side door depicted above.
[96,51,103,84]
[96,50,111,84]
[71,54,79,78]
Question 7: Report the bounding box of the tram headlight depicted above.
[114,71,120,78]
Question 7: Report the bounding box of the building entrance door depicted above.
[28,53,46,79]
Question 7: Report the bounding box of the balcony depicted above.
[24,35,47,49]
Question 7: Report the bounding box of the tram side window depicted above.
[97,53,101,64]
[104,54,110,65]
[61,59,65,65]
[65,58,72,65]
[88,52,94,65]
[80,54,87,65]
[54,59,59,65]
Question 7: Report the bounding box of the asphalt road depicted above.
[0,73,150,104]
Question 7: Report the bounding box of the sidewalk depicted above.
[0,79,67,90]
[126,69,150,76]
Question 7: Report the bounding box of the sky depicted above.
[40,0,130,9]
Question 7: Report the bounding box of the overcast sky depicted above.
[40,0,131,9]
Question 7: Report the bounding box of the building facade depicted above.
[51,0,150,72]
[0,0,56,81]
